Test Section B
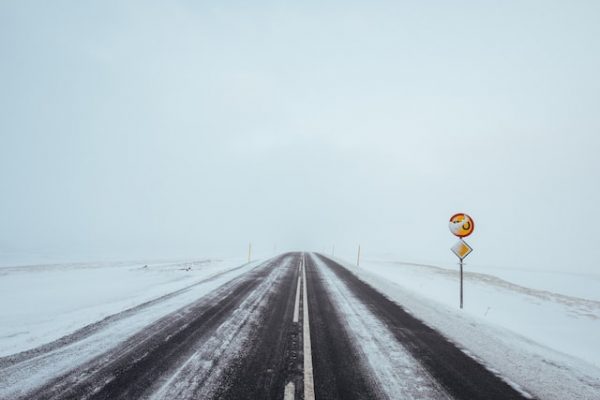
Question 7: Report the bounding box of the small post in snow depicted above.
[449,214,475,309]
[357,244,361,267]
[248,242,252,263]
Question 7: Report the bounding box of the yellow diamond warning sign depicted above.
[451,240,473,260]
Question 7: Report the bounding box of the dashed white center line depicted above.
[293,266,301,323]
[283,381,295,400]
[302,253,316,400]
[284,254,315,400]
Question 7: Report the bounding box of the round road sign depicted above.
[449,213,475,238]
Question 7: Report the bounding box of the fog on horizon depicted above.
[1,1,599,272]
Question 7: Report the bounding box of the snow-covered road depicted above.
[1,253,597,399]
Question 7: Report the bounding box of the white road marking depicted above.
[302,253,316,400]
[283,381,295,400]
[293,267,301,323]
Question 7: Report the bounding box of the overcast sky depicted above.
[1,1,599,271]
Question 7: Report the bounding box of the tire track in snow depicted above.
[310,254,449,400]
[148,256,295,399]
[205,253,304,400]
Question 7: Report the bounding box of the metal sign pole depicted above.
[449,214,474,310]
[460,258,463,309]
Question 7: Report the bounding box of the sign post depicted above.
[449,213,475,309]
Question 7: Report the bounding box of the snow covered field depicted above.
[331,256,600,400]
[0,257,254,356]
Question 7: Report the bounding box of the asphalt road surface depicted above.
[0,253,535,400]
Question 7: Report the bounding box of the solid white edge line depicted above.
[283,381,295,400]
[302,253,316,400]
[293,265,301,323]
